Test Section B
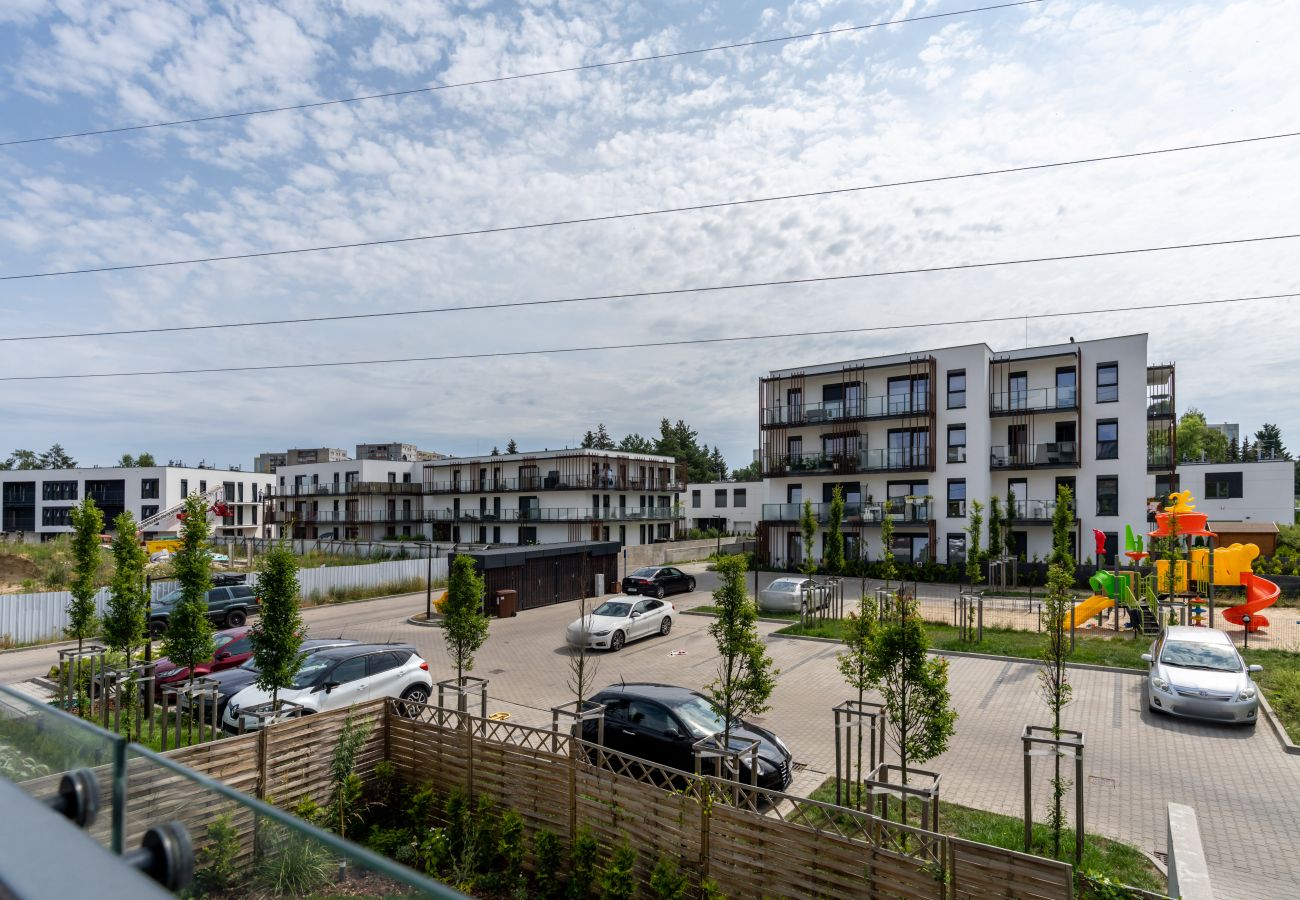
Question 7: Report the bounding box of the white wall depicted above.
[1154,460,1294,524]
[686,482,757,532]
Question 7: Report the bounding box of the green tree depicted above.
[708,445,728,481]
[1004,484,1019,555]
[161,493,215,695]
[1049,485,1075,577]
[867,600,956,801]
[987,496,1005,559]
[67,497,105,652]
[654,419,713,483]
[1176,408,1229,463]
[103,511,148,666]
[837,592,879,809]
[580,430,596,449]
[1039,561,1075,858]
[1255,423,1291,460]
[135,452,156,467]
[4,448,41,470]
[617,433,655,454]
[490,446,500,456]
[442,555,490,691]
[593,423,616,451]
[799,499,818,576]
[505,439,519,454]
[40,443,76,469]
[879,509,897,586]
[707,555,777,751]
[251,539,303,714]
[729,460,760,482]
[118,453,136,468]
[965,500,984,585]
[825,485,846,575]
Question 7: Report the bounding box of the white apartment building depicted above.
[268,458,424,542]
[756,334,1172,568]
[0,466,274,542]
[423,449,684,547]
[1156,460,1294,526]
[687,482,758,534]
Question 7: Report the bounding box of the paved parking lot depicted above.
[4,565,1297,898]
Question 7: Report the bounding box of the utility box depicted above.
[495,589,518,618]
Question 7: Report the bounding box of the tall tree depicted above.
[1049,485,1075,575]
[118,453,136,468]
[135,452,156,467]
[729,460,760,482]
[879,509,897,586]
[4,449,41,470]
[67,497,105,652]
[1039,561,1075,858]
[505,439,519,454]
[40,443,76,469]
[617,433,655,454]
[1176,409,1229,463]
[580,430,596,449]
[837,592,879,809]
[825,485,846,575]
[800,499,818,576]
[965,500,984,585]
[1004,484,1019,557]
[987,496,1004,560]
[251,539,303,715]
[103,511,148,667]
[1244,438,1258,462]
[161,494,215,696]
[708,446,728,481]
[706,555,777,752]
[1255,423,1291,460]
[490,446,500,456]
[593,423,616,450]
[442,555,490,690]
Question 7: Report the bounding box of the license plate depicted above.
[625,587,638,594]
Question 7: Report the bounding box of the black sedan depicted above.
[621,566,695,598]
[582,682,792,792]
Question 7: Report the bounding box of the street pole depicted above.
[425,544,434,620]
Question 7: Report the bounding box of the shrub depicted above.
[598,839,638,900]
[567,827,599,899]
[366,825,414,861]
[466,793,499,876]
[649,856,688,899]
[496,809,525,892]
[533,828,565,900]
[700,878,726,899]
[254,817,334,896]
[418,827,452,876]
[189,814,240,897]
[405,783,438,830]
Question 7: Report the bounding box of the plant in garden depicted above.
[598,838,638,900]
[1049,486,1075,575]
[837,593,879,809]
[649,856,689,899]
[161,494,215,697]
[707,554,778,752]
[66,497,104,652]
[495,809,526,893]
[327,711,372,840]
[987,496,1004,560]
[1039,561,1075,858]
[251,538,303,715]
[965,500,984,585]
[800,498,818,576]
[879,509,897,586]
[1004,484,1019,554]
[533,828,565,900]
[567,827,599,900]
[190,813,240,897]
[442,554,490,691]
[104,511,148,667]
[825,485,846,575]
[253,817,333,896]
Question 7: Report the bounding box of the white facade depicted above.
[269,459,424,541]
[1154,460,1294,525]
[0,466,273,541]
[686,482,758,533]
[757,334,1166,567]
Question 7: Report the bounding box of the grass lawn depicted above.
[807,777,1165,893]
[688,603,802,621]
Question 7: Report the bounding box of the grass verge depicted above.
[689,603,801,621]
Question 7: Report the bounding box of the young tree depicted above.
[161,494,215,697]
[879,508,897,587]
[67,497,105,652]
[867,601,956,805]
[442,555,490,691]
[103,511,149,667]
[251,539,303,715]
[707,555,777,752]
[566,564,600,717]
[118,453,136,468]
[965,500,984,586]
[824,485,846,575]
[1049,486,1075,576]
[836,592,879,808]
[1004,484,1019,556]
[799,499,818,576]
[987,497,1004,560]
[1039,561,1075,858]
[505,439,519,454]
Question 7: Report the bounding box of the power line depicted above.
[4,288,1296,382]
[0,1,1042,149]
[5,232,1298,342]
[6,129,1297,283]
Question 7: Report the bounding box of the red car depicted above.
[153,626,255,698]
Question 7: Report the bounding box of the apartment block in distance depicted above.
[423,449,685,546]
[687,481,758,534]
[253,447,349,474]
[756,334,1174,568]
[268,458,424,541]
[0,465,274,542]
[355,443,444,462]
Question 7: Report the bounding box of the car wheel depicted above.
[397,685,430,717]
[149,619,167,638]
[686,578,696,592]
[610,631,626,651]
[655,586,666,599]
[660,617,672,636]
[226,609,246,627]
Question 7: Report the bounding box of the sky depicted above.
[0,0,1297,472]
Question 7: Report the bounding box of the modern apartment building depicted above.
[687,482,758,534]
[756,334,1175,568]
[0,466,274,542]
[267,458,424,541]
[423,449,685,546]
[355,443,443,462]
[253,447,349,474]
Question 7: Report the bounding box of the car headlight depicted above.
[1151,677,1171,694]
[593,630,611,636]
[1236,686,1257,701]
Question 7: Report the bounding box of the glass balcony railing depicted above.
[424,476,684,494]
[425,507,679,523]
[989,442,1079,469]
[1007,499,1071,522]
[273,482,423,497]
[989,386,1078,414]
[760,393,929,427]
[761,500,931,524]
[758,448,931,475]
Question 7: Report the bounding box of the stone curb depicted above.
[406,614,445,628]
[1259,693,1300,755]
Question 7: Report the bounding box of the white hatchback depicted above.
[566,598,675,652]
[223,643,431,732]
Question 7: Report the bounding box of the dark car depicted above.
[621,566,695,598]
[149,584,260,637]
[583,683,792,792]
[185,637,360,717]
[153,625,255,698]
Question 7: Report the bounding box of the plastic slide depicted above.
[1223,573,1279,632]
[1069,594,1114,628]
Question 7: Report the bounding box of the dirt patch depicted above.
[0,554,39,587]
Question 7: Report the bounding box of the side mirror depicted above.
[1140,653,1153,664]
[663,727,681,740]
[630,611,641,619]
[216,651,231,660]
[1248,664,1263,673]
[321,681,340,694]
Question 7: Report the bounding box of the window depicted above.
[1056,367,1077,408]
[1096,363,1118,403]
[42,481,77,501]
[733,488,747,507]
[887,427,930,468]
[890,534,930,562]
[367,651,407,676]
[199,480,207,494]
[1009,372,1028,410]
[947,425,967,463]
[888,375,930,414]
[947,479,966,518]
[1096,476,1118,516]
[251,505,258,525]
[403,472,412,483]
[947,533,967,565]
[388,472,397,483]
[41,507,73,527]
[237,482,244,502]
[947,370,966,409]
[180,478,188,497]
[331,657,368,685]
[691,490,701,508]
[141,505,159,519]
[1205,472,1243,499]
[1096,420,1118,460]
[714,489,727,508]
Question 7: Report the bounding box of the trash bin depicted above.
[495,589,518,618]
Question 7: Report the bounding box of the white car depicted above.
[758,576,828,614]
[223,643,431,732]
[566,598,675,652]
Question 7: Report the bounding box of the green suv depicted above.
[149,584,260,637]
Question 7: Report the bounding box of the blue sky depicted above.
[1,0,1297,470]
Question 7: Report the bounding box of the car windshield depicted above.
[238,657,261,672]
[288,654,336,689]
[768,581,801,592]
[670,695,735,739]
[592,602,632,618]
[629,568,659,578]
[156,589,182,606]
[1160,640,1242,672]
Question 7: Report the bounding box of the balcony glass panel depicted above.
[989,386,1079,413]
[988,442,1079,468]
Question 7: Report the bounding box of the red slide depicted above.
[1223,573,1279,632]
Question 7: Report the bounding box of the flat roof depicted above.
[465,540,622,569]
[1207,521,1280,534]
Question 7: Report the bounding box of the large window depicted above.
[887,428,930,468]
[42,480,77,501]
[947,533,967,565]
[1056,367,1077,408]
[947,479,966,518]
[140,478,158,499]
[1096,419,1119,460]
[947,425,967,463]
[733,488,747,507]
[1008,371,1028,410]
[714,489,727,508]
[141,505,159,519]
[1096,476,1119,516]
[891,534,930,562]
[1096,363,1118,403]
[947,370,966,409]
[41,507,73,527]
[888,375,930,415]
[691,490,701,509]
[1205,472,1243,499]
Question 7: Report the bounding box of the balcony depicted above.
[424,476,685,495]
[1007,499,1074,524]
[760,394,929,428]
[989,387,1078,416]
[266,508,423,524]
[761,499,931,525]
[424,506,679,523]
[989,442,1079,470]
[758,448,932,477]
[272,481,423,498]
